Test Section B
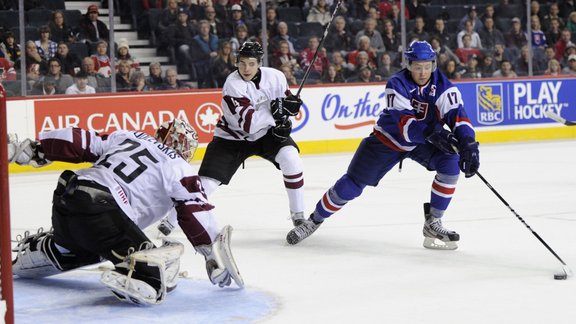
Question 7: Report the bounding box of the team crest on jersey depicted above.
[410,99,429,120]
[477,84,504,125]
[194,102,224,133]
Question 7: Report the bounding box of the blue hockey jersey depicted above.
[374,68,476,152]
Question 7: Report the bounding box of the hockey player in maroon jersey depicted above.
[8,119,243,305]
[287,41,480,250]
[158,41,306,235]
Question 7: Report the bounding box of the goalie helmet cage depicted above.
[0,83,15,324]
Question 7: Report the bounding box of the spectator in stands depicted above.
[381,18,401,55]
[546,18,563,47]
[331,51,354,79]
[460,55,482,79]
[262,6,280,39]
[544,46,557,63]
[187,0,209,25]
[375,51,399,80]
[159,67,192,90]
[26,63,42,90]
[241,0,261,25]
[457,20,482,49]
[386,3,402,28]
[554,29,573,61]
[65,71,97,94]
[530,16,547,49]
[562,54,576,75]
[299,36,329,80]
[567,12,576,35]
[230,24,250,53]
[407,16,429,42]
[192,19,219,88]
[40,57,74,94]
[324,15,353,54]
[80,4,110,43]
[158,0,180,40]
[492,43,507,68]
[543,3,564,32]
[0,31,21,67]
[279,63,299,86]
[455,34,482,64]
[355,17,385,53]
[307,0,331,25]
[442,59,462,80]
[563,42,576,65]
[321,64,345,84]
[430,36,460,69]
[270,21,298,55]
[25,40,48,75]
[530,1,545,23]
[348,35,377,66]
[229,4,248,35]
[166,7,197,74]
[116,39,140,71]
[379,0,408,21]
[213,0,230,22]
[353,0,376,22]
[430,18,454,51]
[479,3,496,24]
[353,50,376,72]
[211,40,235,88]
[130,71,150,92]
[544,58,563,76]
[146,62,164,90]
[492,59,517,78]
[30,76,57,96]
[0,57,16,81]
[406,0,427,20]
[459,5,483,33]
[505,17,528,49]
[347,65,379,83]
[55,42,82,76]
[49,10,68,43]
[80,56,110,92]
[205,5,229,39]
[560,1,575,21]
[480,17,505,51]
[115,60,133,92]
[271,40,302,76]
[90,41,112,77]
[480,55,496,77]
[35,26,58,61]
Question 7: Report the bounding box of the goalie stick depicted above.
[544,110,576,126]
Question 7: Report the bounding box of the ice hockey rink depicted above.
[8,139,576,324]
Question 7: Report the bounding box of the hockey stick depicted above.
[295,0,343,98]
[476,171,572,280]
[544,110,576,126]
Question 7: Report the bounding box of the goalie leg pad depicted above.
[195,225,244,288]
[100,239,184,305]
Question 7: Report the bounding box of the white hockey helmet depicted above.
[154,118,199,163]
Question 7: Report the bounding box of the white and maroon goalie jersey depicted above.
[214,66,290,141]
[38,128,217,235]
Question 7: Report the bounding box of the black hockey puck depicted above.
[554,274,567,280]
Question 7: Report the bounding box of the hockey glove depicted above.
[426,129,458,154]
[282,94,302,116]
[457,137,480,178]
[8,138,51,168]
[271,119,292,143]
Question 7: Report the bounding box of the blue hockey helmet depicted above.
[404,40,437,71]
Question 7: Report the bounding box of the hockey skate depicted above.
[286,215,322,245]
[422,203,459,250]
[291,211,305,226]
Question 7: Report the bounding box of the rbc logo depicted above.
[477,84,504,125]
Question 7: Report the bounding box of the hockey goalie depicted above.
[8,119,243,305]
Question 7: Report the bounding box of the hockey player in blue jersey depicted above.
[286,40,480,250]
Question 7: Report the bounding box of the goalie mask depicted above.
[154,119,199,163]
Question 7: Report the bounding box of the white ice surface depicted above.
[8,140,576,323]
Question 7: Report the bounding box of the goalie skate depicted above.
[422,203,459,250]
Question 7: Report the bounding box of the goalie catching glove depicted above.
[7,134,51,167]
[271,94,302,121]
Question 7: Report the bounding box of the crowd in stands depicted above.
[1,0,576,96]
